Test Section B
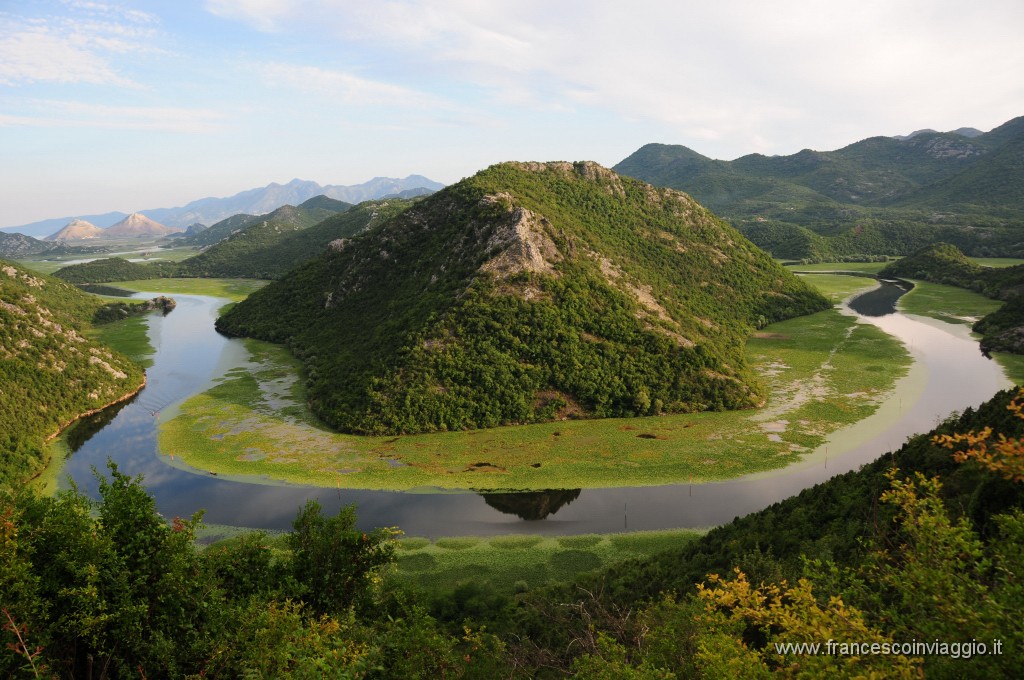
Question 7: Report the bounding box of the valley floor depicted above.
[155,273,917,490]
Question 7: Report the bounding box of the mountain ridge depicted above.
[2,175,445,237]
[614,116,1024,260]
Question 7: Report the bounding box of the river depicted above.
[56,281,1012,537]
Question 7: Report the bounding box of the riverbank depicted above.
[159,274,912,490]
[30,373,147,493]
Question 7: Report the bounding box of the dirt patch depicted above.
[533,389,585,419]
[465,461,508,473]
[753,332,791,339]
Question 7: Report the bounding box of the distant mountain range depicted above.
[613,116,1024,260]
[2,175,444,239]
[47,213,182,241]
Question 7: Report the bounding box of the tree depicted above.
[288,501,397,615]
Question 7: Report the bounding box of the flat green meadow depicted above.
[391,529,701,595]
[113,278,267,302]
[159,273,913,490]
[969,257,1024,268]
[896,279,1003,324]
[787,261,889,274]
[16,245,200,275]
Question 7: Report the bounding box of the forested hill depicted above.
[174,198,413,279]
[0,260,144,486]
[180,195,351,249]
[614,116,1024,260]
[217,161,829,435]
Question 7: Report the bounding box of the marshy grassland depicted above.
[154,273,913,490]
[16,245,200,275]
[113,277,267,302]
[390,529,702,594]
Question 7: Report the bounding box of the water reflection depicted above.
[848,278,913,316]
[65,397,136,452]
[77,284,136,297]
[480,489,582,520]
[54,285,1012,536]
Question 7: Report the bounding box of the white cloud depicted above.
[0,6,160,87]
[260,62,445,108]
[203,0,1024,156]
[0,101,226,133]
[204,0,293,32]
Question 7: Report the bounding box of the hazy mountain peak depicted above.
[46,218,104,241]
[3,174,445,237]
[104,212,181,238]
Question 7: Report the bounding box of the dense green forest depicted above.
[4,390,1022,677]
[51,197,408,283]
[217,161,829,435]
[173,198,412,279]
[0,260,145,486]
[614,116,1024,260]
[878,243,1024,353]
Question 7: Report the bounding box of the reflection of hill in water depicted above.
[480,489,582,520]
[66,397,136,452]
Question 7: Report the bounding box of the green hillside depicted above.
[499,388,1024,677]
[217,161,828,435]
[878,241,983,287]
[175,198,411,279]
[180,212,258,247]
[0,260,145,486]
[615,117,1024,260]
[53,256,178,284]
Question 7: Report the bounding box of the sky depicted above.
[2,0,1023,227]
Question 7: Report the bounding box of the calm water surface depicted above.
[57,282,1011,537]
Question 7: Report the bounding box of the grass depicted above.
[161,273,913,490]
[796,272,878,302]
[15,245,200,275]
[896,280,1003,325]
[969,257,1024,269]
[788,261,890,274]
[89,315,155,368]
[391,529,701,595]
[198,525,701,596]
[112,278,267,302]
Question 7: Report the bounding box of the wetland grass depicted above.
[162,274,913,490]
[391,529,701,595]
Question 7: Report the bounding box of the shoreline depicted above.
[30,373,148,484]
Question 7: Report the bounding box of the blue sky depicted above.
[2,0,1023,226]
